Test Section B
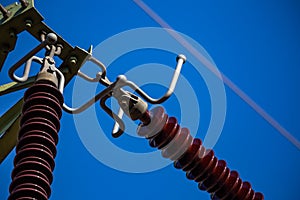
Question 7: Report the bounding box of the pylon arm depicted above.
[0,99,23,163]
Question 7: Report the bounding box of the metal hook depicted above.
[100,94,125,138]
[114,54,186,104]
[10,56,43,82]
[108,54,186,135]
[9,33,58,82]
[76,47,107,83]
[112,108,124,136]
[53,67,65,94]
[64,54,186,136]
[62,80,118,114]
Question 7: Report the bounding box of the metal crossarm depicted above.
[0,0,90,163]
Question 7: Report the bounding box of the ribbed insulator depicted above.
[137,106,264,200]
[8,80,63,200]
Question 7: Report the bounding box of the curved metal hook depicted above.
[115,54,186,104]
[8,43,46,82]
[9,33,58,82]
[62,80,117,114]
[77,55,107,82]
[9,56,43,82]
[53,68,65,94]
[100,94,125,138]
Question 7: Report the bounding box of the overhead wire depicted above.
[133,0,300,150]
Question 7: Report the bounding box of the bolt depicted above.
[19,0,29,8]
[121,100,128,108]
[47,57,55,65]
[25,20,32,28]
[9,31,15,38]
[69,57,77,67]
[176,54,187,64]
[46,33,57,45]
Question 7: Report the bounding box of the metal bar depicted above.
[0,0,39,71]
[0,99,23,163]
[0,4,10,18]
[0,117,20,164]
[0,99,23,136]
[0,0,76,71]
[8,42,47,81]
[100,94,125,138]
[115,54,186,105]
[0,78,35,96]
[0,0,90,164]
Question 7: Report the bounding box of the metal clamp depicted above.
[62,51,110,113]
[77,56,107,82]
[8,33,65,93]
[106,54,186,137]
[10,56,43,82]
[76,46,108,84]
[8,33,58,82]
[64,53,186,138]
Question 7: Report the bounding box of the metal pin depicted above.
[19,0,29,8]
[25,20,32,28]
[69,57,77,67]
[0,4,11,18]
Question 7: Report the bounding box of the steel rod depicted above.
[0,4,10,18]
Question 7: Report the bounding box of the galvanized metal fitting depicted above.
[116,92,148,121]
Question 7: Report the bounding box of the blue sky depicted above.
[1,0,300,199]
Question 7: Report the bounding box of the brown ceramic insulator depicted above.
[137,106,264,200]
[139,110,151,126]
[8,80,63,200]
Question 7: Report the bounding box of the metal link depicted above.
[8,33,57,82]
[77,55,107,82]
[62,81,118,114]
[10,56,43,82]
[62,49,111,113]
[69,54,186,136]
[8,33,65,94]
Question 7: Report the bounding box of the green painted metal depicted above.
[0,78,35,96]
[0,99,23,163]
[0,81,18,93]
[0,46,90,97]
[0,0,90,90]
[0,0,91,163]
[0,0,39,71]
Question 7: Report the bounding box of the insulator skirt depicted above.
[8,80,63,200]
[138,106,264,200]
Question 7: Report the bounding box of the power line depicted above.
[133,0,300,150]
